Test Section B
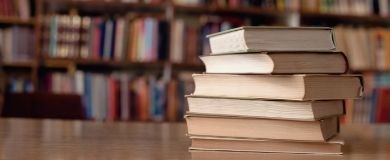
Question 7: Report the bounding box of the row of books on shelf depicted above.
[343,73,390,123]
[40,71,194,121]
[334,26,390,71]
[42,14,246,63]
[42,14,168,62]
[174,0,390,16]
[0,26,34,63]
[5,78,34,93]
[0,0,31,20]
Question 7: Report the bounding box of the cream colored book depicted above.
[207,26,336,54]
[191,150,343,160]
[192,74,362,100]
[189,135,344,154]
[186,114,338,141]
[200,52,348,74]
[187,96,344,121]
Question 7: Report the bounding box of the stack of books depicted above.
[185,27,363,157]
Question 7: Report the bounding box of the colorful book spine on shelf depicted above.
[5,78,34,93]
[333,26,390,71]
[0,0,31,19]
[0,26,34,62]
[40,71,193,122]
[42,14,170,62]
[343,73,390,123]
[43,14,249,64]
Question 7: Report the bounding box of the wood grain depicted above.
[0,118,388,160]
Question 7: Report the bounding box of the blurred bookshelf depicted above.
[1,0,390,123]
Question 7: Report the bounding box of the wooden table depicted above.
[0,118,388,160]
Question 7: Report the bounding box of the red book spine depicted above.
[376,88,390,123]
[113,79,120,120]
[0,0,4,16]
[92,18,101,60]
[107,78,115,121]
[3,0,10,16]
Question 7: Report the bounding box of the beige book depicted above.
[189,135,343,154]
[200,52,348,74]
[191,150,343,160]
[192,74,362,100]
[207,26,335,54]
[186,114,338,141]
[187,96,344,121]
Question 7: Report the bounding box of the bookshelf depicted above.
[0,0,389,123]
[0,17,35,25]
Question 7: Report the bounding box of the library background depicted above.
[0,0,388,123]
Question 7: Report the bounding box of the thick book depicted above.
[200,52,348,74]
[189,135,343,154]
[207,26,336,54]
[191,150,343,160]
[192,74,362,100]
[187,96,344,121]
[186,114,338,141]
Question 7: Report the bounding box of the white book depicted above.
[207,26,336,54]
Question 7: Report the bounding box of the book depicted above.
[189,135,343,154]
[375,88,390,122]
[0,27,34,63]
[200,52,348,74]
[207,27,336,54]
[187,96,344,121]
[191,150,343,160]
[0,0,31,19]
[186,114,338,141]
[192,74,362,100]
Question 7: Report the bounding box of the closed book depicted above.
[80,17,91,58]
[207,26,335,54]
[187,96,344,121]
[192,74,362,100]
[375,88,390,122]
[189,135,343,154]
[114,17,125,60]
[186,114,338,141]
[200,52,348,74]
[191,150,343,160]
[167,79,178,121]
[103,19,114,60]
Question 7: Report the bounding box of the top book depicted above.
[207,26,336,54]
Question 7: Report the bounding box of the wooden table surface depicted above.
[0,118,388,160]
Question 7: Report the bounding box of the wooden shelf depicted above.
[0,17,35,26]
[43,0,165,14]
[1,61,37,68]
[41,58,204,71]
[301,12,390,25]
[350,69,390,73]
[172,5,390,24]
[41,0,390,25]
[173,4,283,17]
